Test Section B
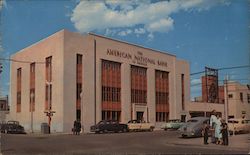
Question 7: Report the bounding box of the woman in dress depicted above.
[215,115,222,144]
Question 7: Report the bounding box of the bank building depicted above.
[9,29,190,133]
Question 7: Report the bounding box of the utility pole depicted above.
[224,75,229,123]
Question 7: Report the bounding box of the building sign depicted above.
[107,49,167,67]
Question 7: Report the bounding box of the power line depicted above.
[190,65,250,76]
[0,58,45,64]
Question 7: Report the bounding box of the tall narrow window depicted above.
[131,65,147,104]
[247,94,250,103]
[181,74,185,110]
[30,63,35,112]
[155,70,169,122]
[240,92,243,102]
[17,68,22,112]
[76,54,83,120]
[101,60,121,121]
[45,56,52,110]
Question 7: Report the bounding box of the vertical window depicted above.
[101,60,121,121]
[155,70,169,122]
[45,56,52,110]
[17,68,22,112]
[247,94,250,103]
[131,65,147,104]
[30,63,35,112]
[240,92,243,102]
[181,74,185,110]
[76,54,83,121]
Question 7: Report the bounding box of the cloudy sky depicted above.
[0,0,249,99]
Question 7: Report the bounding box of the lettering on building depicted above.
[107,49,167,68]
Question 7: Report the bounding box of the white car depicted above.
[127,120,154,132]
[228,119,250,134]
[161,119,184,130]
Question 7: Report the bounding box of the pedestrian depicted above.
[215,114,222,145]
[76,120,81,135]
[73,120,77,135]
[202,121,209,145]
[221,119,229,145]
[210,110,217,143]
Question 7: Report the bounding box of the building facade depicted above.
[226,81,250,119]
[9,29,190,133]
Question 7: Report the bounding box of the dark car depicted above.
[178,117,210,138]
[90,120,128,134]
[0,121,26,134]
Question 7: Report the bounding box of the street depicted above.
[1,130,249,154]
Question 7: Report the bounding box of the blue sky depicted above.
[0,0,249,99]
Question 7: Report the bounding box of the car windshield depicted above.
[187,119,198,123]
[98,121,105,125]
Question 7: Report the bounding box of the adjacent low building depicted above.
[9,29,190,133]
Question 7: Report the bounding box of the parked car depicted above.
[0,120,26,134]
[127,120,154,132]
[178,117,209,138]
[90,120,128,134]
[161,119,184,130]
[228,119,250,134]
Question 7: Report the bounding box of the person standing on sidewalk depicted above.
[210,110,217,143]
[215,115,222,144]
[72,120,77,135]
[221,119,229,145]
[202,122,209,145]
[76,120,81,135]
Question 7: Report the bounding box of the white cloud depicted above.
[118,29,133,36]
[191,78,201,85]
[134,28,146,35]
[0,0,7,10]
[71,0,229,39]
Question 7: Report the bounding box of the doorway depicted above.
[136,112,144,121]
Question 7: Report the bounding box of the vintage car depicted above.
[178,117,210,138]
[127,120,154,132]
[0,120,26,134]
[228,119,250,134]
[161,119,184,130]
[90,120,128,134]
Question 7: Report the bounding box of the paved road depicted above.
[1,130,248,154]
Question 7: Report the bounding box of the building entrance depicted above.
[136,112,144,121]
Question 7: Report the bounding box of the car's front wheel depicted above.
[123,128,128,133]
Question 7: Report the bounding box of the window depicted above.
[228,94,233,98]
[45,56,52,110]
[181,74,185,110]
[77,54,82,64]
[30,89,35,112]
[131,65,147,104]
[155,70,169,122]
[248,94,250,103]
[30,63,35,112]
[240,92,243,102]
[17,68,22,112]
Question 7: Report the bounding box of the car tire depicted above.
[164,128,167,131]
[123,128,128,133]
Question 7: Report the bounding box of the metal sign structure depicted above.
[205,67,219,103]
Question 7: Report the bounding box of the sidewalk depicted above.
[168,134,250,152]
